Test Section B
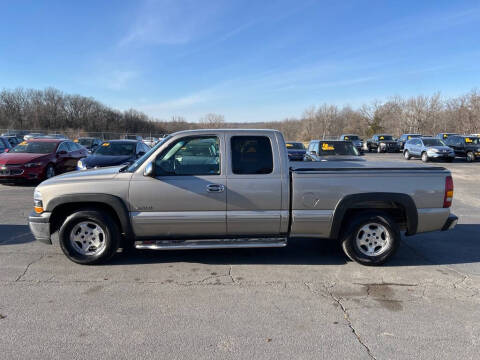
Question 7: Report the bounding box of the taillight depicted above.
[444,175,454,208]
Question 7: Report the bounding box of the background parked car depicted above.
[436,133,458,140]
[364,134,400,153]
[77,140,150,170]
[305,140,362,161]
[0,139,87,182]
[403,137,455,162]
[75,137,103,153]
[444,135,480,162]
[397,134,422,150]
[338,134,363,152]
[23,132,45,140]
[143,137,158,147]
[123,134,143,141]
[3,135,20,147]
[286,141,306,161]
[0,137,13,153]
[44,134,68,139]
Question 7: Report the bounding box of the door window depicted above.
[57,142,68,152]
[231,136,273,175]
[154,136,220,176]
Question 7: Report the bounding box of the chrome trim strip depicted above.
[292,210,333,222]
[227,210,283,221]
[131,211,226,224]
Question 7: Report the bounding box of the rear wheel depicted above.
[466,151,475,162]
[421,152,429,162]
[45,164,55,179]
[341,212,400,266]
[58,209,120,265]
[404,150,411,160]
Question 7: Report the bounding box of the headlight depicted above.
[429,148,439,153]
[33,189,43,213]
[77,160,87,170]
[24,162,43,168]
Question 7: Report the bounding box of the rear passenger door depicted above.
[225,134,284,235]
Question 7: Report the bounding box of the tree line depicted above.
[1,87,479,140]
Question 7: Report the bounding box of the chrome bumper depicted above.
[28,211,52,244]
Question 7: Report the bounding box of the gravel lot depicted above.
[1,153,479,359]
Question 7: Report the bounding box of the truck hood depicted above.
[0,153,49,165]
[41,165,124,185]
[83,154,135,168]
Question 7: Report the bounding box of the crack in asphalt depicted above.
[323,284,377,360]
[15,254,45,282]
[228,265,236,284]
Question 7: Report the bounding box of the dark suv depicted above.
[444,135,480,162]
[365,134,400,153]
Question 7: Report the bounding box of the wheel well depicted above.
[50,202,123,236]
[339,201,408,234]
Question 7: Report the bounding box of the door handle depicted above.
[206,184,225,193]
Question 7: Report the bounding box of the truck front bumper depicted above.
[441,214,458,231]
[28,211,52,244]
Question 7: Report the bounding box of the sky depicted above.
[0,0,479,123]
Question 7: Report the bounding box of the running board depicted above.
[134,238,287,250]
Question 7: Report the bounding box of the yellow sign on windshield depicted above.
[73,139,79,143]
[379,136,384,140]
[408,136,412,140]
[443,134,448,138]
[19,141,27,145]
[102,143,110,147]
[466,138,472,143]
[322,143,335,151]
[286,143,293,148]
[344,137,349,140]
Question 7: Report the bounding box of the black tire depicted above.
[445,158,454,163]
[404,150,411,160]
[45,164,56,179]
[340,212,400,266]
[58,209,120,265]
[466,151,475,162]
[421,152,429,162]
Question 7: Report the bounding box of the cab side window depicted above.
[154,136,220,176]
[57,142,68,153]
[231,136,273,175]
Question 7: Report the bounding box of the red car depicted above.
[0,139,88,182]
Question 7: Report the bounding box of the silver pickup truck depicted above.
[29,129,457,266]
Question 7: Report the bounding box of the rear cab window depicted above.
[231,136,273,174]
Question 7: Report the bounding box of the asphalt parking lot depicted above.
[1,153,479,359]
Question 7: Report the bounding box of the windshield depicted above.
[94,142,135,156]
[286,142,305,150]
[378,135,393,141]
[126,135,172,172]
[10,141,57,154]
[423,139,445,146]
[343,135,359,140]
[318,142,360,156]
[78,139,94,147]
[465,137,480,145]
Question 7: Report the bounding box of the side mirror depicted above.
[310,150,317,155]
[143,162,153,177]
[137,151,146,158]
[57,150,67,155]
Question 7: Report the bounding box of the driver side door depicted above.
[128,134,227,238]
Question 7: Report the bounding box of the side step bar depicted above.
[135,238,288,250]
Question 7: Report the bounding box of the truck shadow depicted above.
[112,224,480,266]
[114,238,347,266]
[0,225,35,245]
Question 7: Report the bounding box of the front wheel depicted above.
[58,209,120,264]
[421,152,429,162]
[341,212,400,266]
[377,146,382,153]
[404,150,411,160]
[466,151,475,162]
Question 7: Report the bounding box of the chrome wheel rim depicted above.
[404,151,409,159]
[69,221,107,256]
[355,222,391,257]
[422,153,428,162]
[46,166,55,178]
